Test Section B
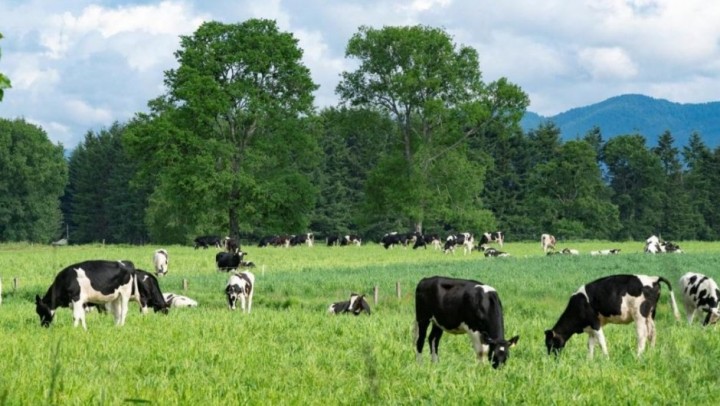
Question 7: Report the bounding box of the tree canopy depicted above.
[0,33,11,101]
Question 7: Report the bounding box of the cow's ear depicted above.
[508,335,519,347]
[35,294,41,304]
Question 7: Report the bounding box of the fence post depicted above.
[396,281,401,299]
[373,285,379,305]
[182,279,188,291]
[13,277,19,291]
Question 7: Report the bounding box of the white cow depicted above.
[541,234,556,253]
[163,293,198,308]
[153,249,169,276]
[225,271,255,313]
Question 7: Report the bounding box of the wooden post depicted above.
[182,279,188,291]
[396,281,401,299]
[373,285,379,305]
[13,277,18,291]
[0,277,3,306]
[262,265,266,276]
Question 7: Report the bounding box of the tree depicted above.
[0,33,11,101]
[0,118,67,242]
[125,19,319,242]
[336,25,528,232]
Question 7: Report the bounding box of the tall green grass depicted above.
[1,241,719,404]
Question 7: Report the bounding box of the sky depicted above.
[1,0,719,149]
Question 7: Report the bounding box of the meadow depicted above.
[1,240,720,405]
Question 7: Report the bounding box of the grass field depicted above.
[1,240,720,405]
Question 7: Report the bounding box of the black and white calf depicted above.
[679,272,720,325]
[443,233,474,254]
[590,249,621,256]
[225,271,255,313]
[328,293,371,315]
[414,276,519,368]
[194,235,222,249]
[163,293,198,308]
[544,274,680,358]
[413,234,441,250]
[153,249,169,276]
[541,234,556,253]
[35,260,139,329]
[478,231,504,249]
[483,247,509,257]
[134,269,170,314]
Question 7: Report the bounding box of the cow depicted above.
[224,237,240,253]
[153,249,169,277]
[478,231,504,249]
[590,249,621,256]
[483,247,509,257]
[413,234,441,250]
[414,276,519,368]
[328,293,371,315]
[341,234,362,246]
[290,233,314,247]
[216,251,249,272]
[134,269,170,314]
[35,260,139,329]
[547,248,580,256]
[225,271,255,313]
[679,272,720,326]
[381,232,408,249]
[258,235,278,247]
[645,235,683,254]
[541,234,556,253]
[544,274,680,358]
[163,293,198,308]
[194,235,222,249]
[443,233,474,254]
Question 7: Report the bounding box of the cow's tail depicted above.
[658,276,680,321]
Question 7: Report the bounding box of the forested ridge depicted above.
[3,21,720,245]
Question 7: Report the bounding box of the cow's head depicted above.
[348,294,371,315]
[482,333,519,368]
[225,284,243,309]
[545,330,566,355]
[35,295,54,327]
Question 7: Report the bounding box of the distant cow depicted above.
[224,237,240,253]
[341,234,362,246]
[381,232,408,249]
[483,247,509,257]
[443,233,474,254]
[413,234,441,250]
[415,276,519,368]
[645,235,682,254]
[541,234,556,253]
[216,251,249,272]
[163,293,198,308]
[194,235,222,249]
[547,248,580,256]
[35,260,139,329]
[328,293,371,315]
[544,274,679,358]
[225,271,255,313]
[679,272,720,325]
[478,231,504,249]
[153,249,169,276]
[290,233,314,247]
[590,249,621,256]
[135,269,170,314]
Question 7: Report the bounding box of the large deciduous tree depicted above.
[125,20,319,242]
[337,25,528,233]
[0,118,67,242]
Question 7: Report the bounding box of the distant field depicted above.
[1,240,719,404]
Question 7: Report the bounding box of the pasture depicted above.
[1,240,720,404]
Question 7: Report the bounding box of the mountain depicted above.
[520,94,720,148]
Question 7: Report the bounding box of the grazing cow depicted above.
[541,234,556,253]
[443,233,474,254]
[413,234,441,250]
[679,272,720,325]
[194,235,222,249]
[341,234,362,246]
[544,274,680,358]
[163,293,198,308]
[135,269,170,314]
[225,271,255,313]
[590,249,621,256]
[35,260,139,329]
[381,232,408,249]
[483,247,509,257]
[414,276,519,368]
[153,249,169,277]
[216,251,249,272]
[290,233,314,247]
[223,237,240,253]
[328,293,371,315]
[478,231,504,249]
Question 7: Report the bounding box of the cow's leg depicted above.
[414,319,430,362]
[646,316,656,347]
[428,325,444,363]
[683,301,697,324]
[469,331,488,362]
[247,292,253,314]
[240,294,247,313]
[585,328,596,358]
[117,293,131,326]
[594,328,609,357]
[635,317,649,355]
[72,301,87,330]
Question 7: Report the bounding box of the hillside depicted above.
[521,94,720,148]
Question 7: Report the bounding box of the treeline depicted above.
[3,20,720,245]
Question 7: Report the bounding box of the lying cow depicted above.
[163,293,198,308]
[545,274,680,358]
[645,235,683,254]
[547,248,580,256]
[590,249,621,256]
[679,272,720,325]
[483,247,509,257]
[153,249,169,276]
[541,234,556,253]
[225,271,255,313]
[415,276,519,368]
[328,293,371,315]
[35,260,139,329]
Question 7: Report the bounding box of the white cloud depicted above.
[578,47,638,80]
[64,99,114,124]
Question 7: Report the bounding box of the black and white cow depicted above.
[223,237,240,253]
[194,235,222,249]
[328,293,371,315]
[134,269,170,314]
[413,234,441,250]
[414,276,519,368]
[163,293,198,308]
[679,272,720,325]
[341,234,362,246]
[381,232,408,249]
[590,249,621,256]
[478,231,504,249]
[35,260,139,329]
[290,233,314,247]
[216,251,249,272]
[645,235,683,254]
[153,249,169,276]
[544,274,680,358]
[483,247,509,257]
[443,233,474,254]
[225,271,255,313]
[541,234,556,253]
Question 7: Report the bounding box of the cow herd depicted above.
[33,231,717,371]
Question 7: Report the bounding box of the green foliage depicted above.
[0,119,67,242]
[0,33,11,101]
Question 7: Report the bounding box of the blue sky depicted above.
[1,0,719,149]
